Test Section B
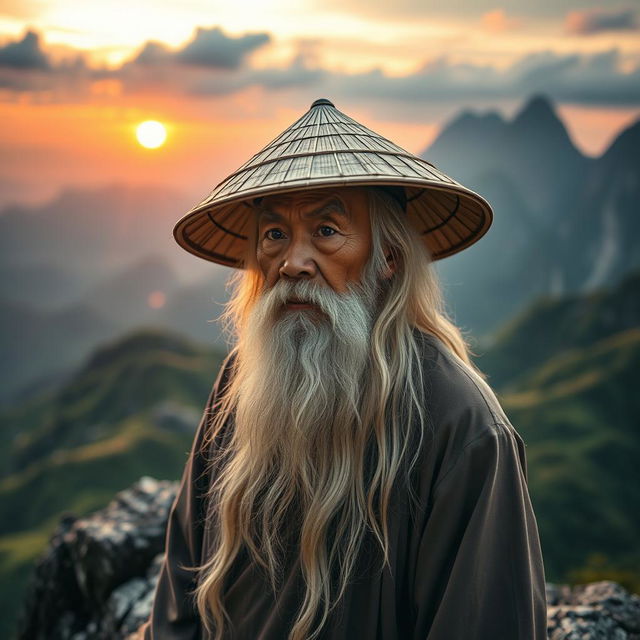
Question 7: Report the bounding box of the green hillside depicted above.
[478,269,640,390]
[0,326,226,638]
[485,309,640,591]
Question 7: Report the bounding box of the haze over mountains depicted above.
[1,93,638,404]
[0,186,230,402]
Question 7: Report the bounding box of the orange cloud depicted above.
[481,9,521,33]
[90,78,122,97]
[565,7,638,35]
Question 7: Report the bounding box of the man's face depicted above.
[255,187,373,302]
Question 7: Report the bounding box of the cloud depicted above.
[308,48,640,107]
[131,41,172,66]
[507,49,640,104]
[173,26,270,69]
[481,9,522,32]
[0,29,92,94]
[326,59,502,103]
[0,0,44,21]
[0,25,271,94]
[565,7,638,35]
[310,0,613,20]
[187,54,324,96]
[129,26,270,70]
[0,27,639,107]
[301,48,639,107]
[0,29,51,71]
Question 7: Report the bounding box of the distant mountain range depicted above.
[0,183,203,285]
[477,268,640,390]
[0,329,225,529]
[0,249,230,404]
[426,94,640,339]
[0,93,638,406]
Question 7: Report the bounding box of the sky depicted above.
[0,0,639,208]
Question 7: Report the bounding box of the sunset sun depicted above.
[136,120,167,149]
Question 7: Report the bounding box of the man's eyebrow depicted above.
[256,208,284,223]
[256,197,351,223]
[303,198,351,221]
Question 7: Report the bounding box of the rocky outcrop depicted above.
[546,581,640,639]
[16,477,176,640]
[17,478,640,639]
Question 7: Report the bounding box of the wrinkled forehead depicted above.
[255,187,369,220]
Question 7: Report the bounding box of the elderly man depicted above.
[140,99,547,640]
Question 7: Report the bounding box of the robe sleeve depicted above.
[411,425,547,640]
[138,354,235,640]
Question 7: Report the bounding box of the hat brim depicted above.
[174,178,493,268]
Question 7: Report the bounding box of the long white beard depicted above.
[232,276,378,475]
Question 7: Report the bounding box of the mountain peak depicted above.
[444,108,505,133]
[601,117,640,164]
[512,94,561,129]
[509,93,584,161]
[79,327,201,376]
[422,108,506,159]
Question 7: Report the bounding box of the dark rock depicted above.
[16,477,640,639]
[16,477,177,640]
[546,580,640,639]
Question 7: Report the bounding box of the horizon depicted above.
[2,91,638,212]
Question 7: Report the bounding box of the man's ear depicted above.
[381,246,397,280]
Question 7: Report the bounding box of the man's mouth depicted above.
[284,297,316,309]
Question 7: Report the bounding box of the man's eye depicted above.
[317,226,337,237]
[265,229,285,240]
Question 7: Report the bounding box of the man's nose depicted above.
[279,238,317,280]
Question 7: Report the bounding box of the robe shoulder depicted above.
[411,328,530,490]
[414,328,520,443]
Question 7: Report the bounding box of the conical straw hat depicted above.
[174,98,493,267]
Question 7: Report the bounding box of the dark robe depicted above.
[140,329,547,639]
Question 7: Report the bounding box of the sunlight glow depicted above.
[147,290,167,309]
[136,121,167,149]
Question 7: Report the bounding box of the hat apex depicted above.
[310,98,335,108]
